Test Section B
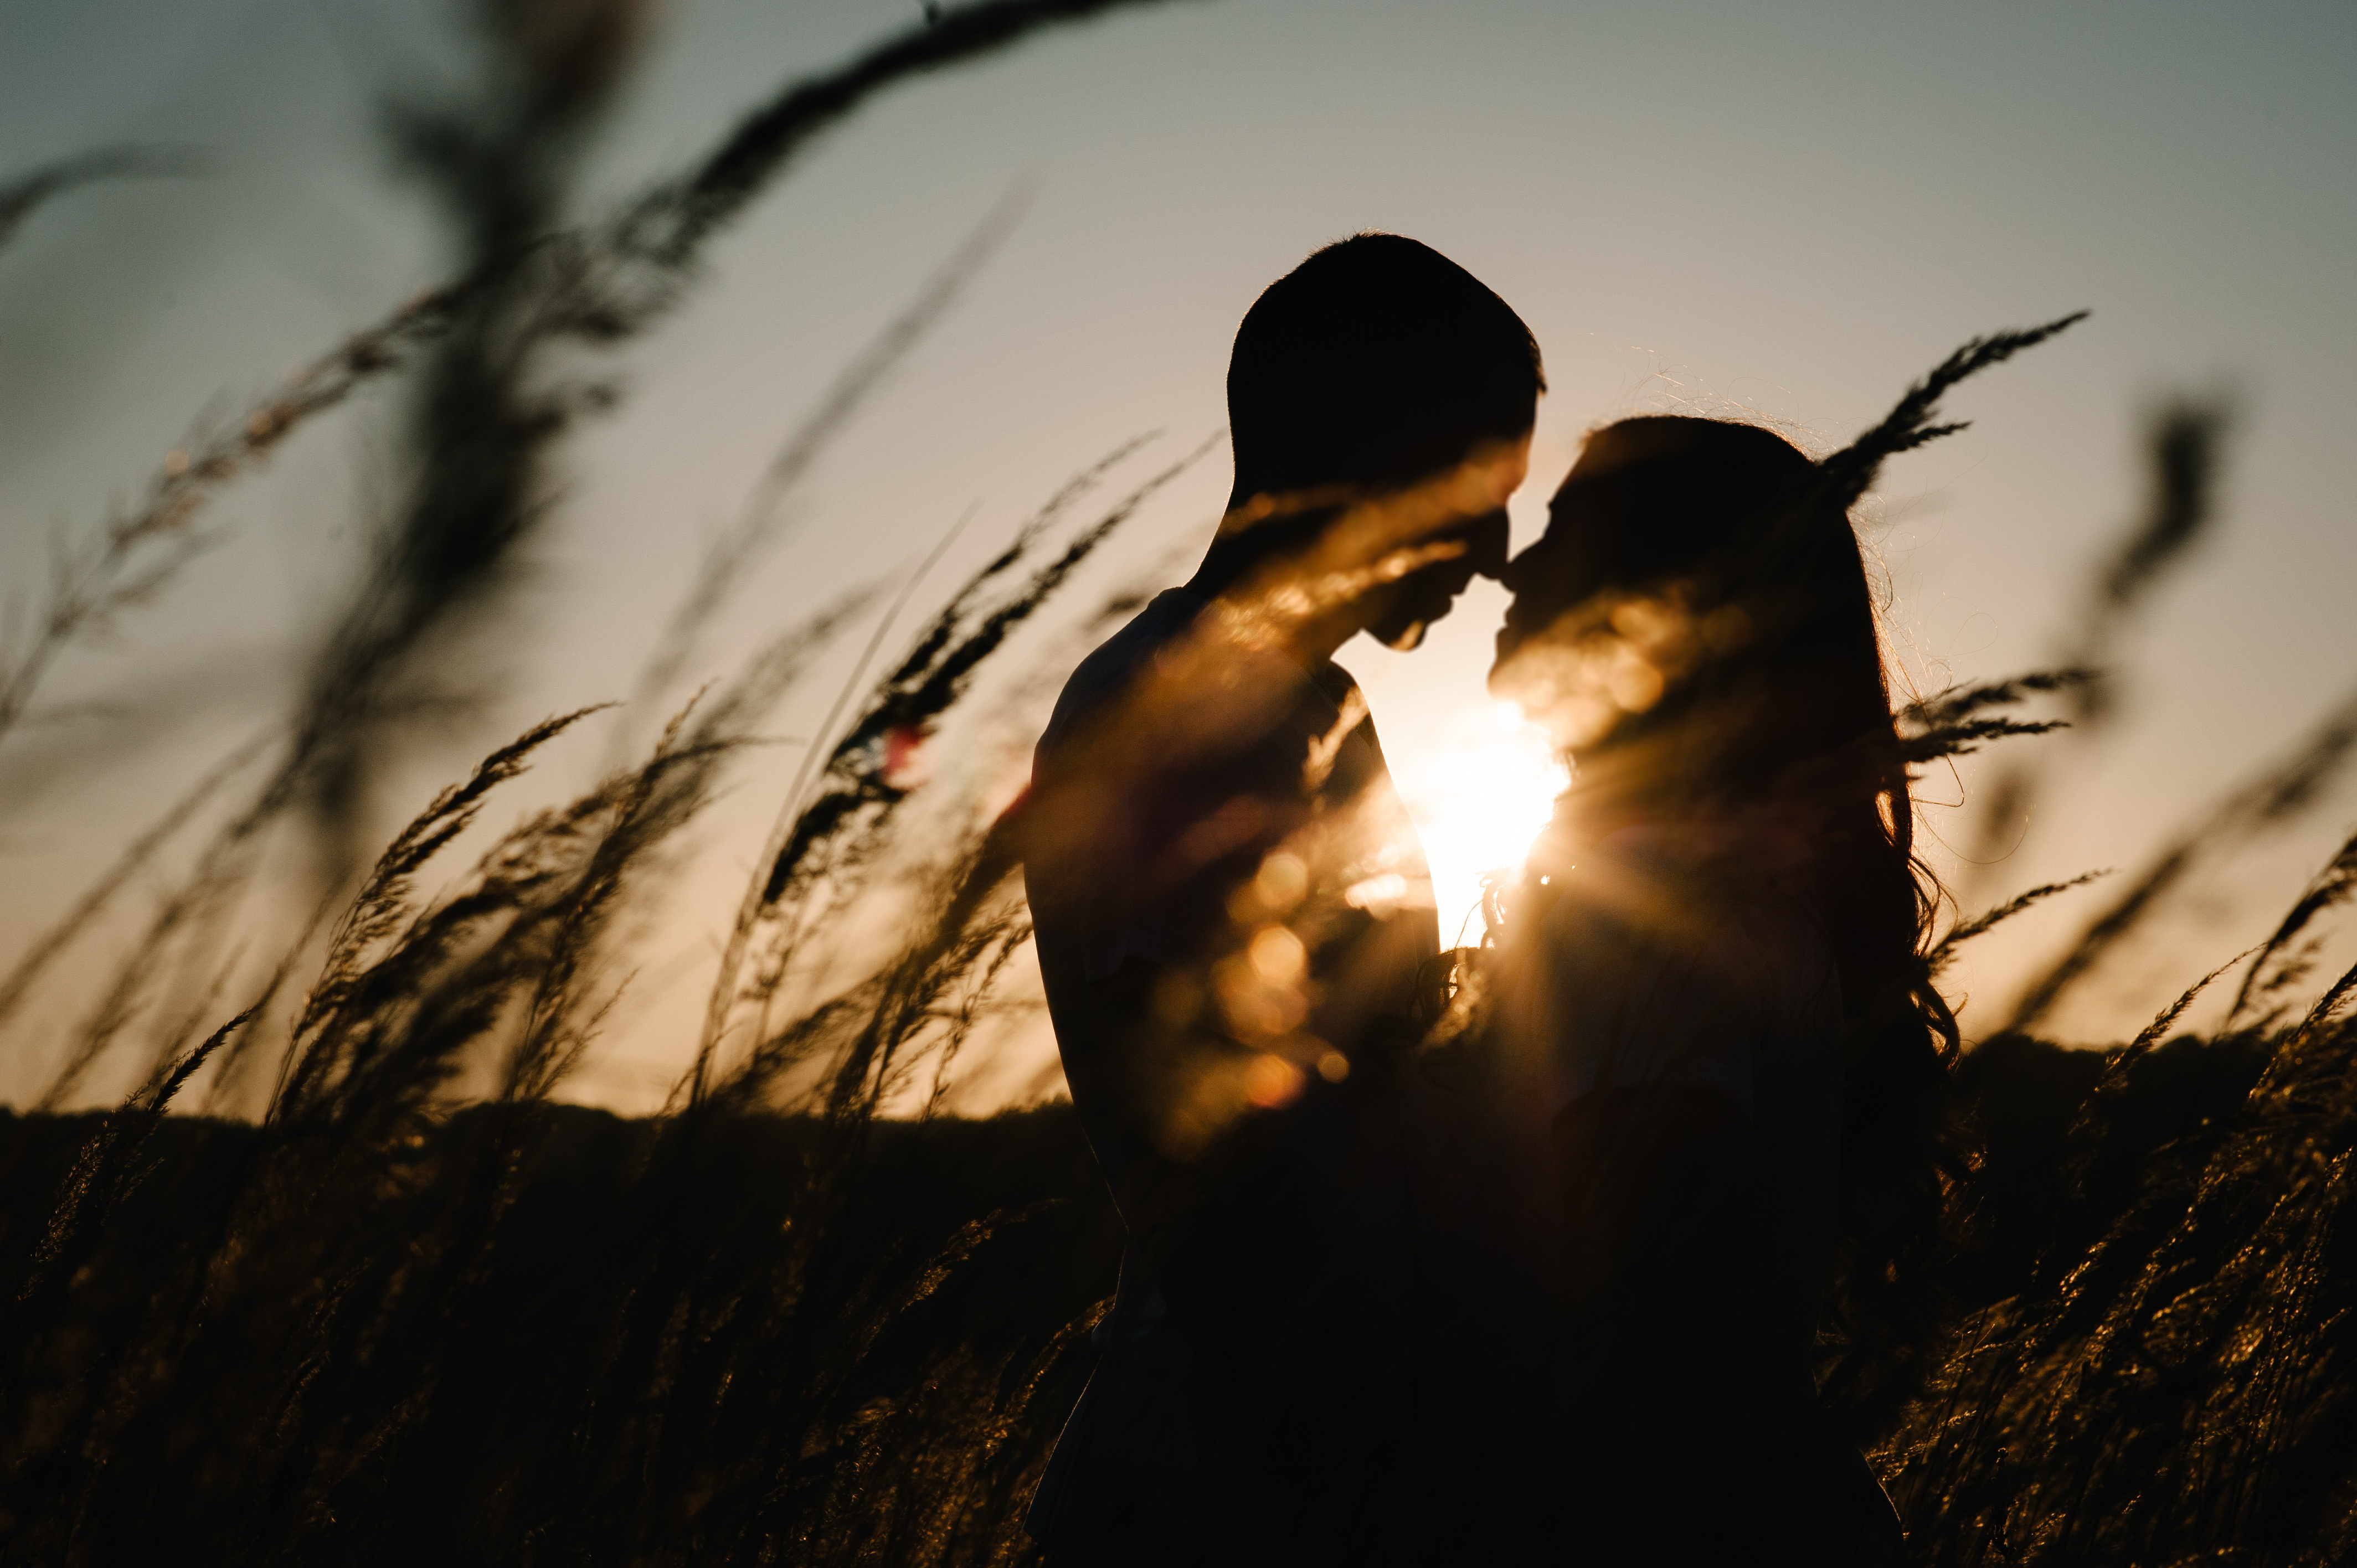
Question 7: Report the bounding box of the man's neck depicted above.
[1190,581,1358,666]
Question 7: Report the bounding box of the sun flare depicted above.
[1389,699,1569,945]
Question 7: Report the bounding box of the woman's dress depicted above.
[1488,822,1904,1565]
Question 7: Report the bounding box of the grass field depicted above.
[4,1022,2349,1562]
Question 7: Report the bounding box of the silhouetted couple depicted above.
[1023,235,1947,1566]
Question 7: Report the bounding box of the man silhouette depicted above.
[1022,233,1542,1565]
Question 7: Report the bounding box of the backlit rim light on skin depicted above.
[1391,698,1569,941]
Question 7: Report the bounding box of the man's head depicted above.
[1191,234,1542,649]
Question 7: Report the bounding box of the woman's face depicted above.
[1486,471,1645,757]
[1488,429,1707,755]
[1490,460,1611,688]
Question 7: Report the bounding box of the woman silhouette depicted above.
[1480,415,1958,1565]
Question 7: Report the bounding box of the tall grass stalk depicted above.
[0,0,1201,769]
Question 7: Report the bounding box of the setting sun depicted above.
[1388,698,1569,943]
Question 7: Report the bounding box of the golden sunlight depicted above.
[1388,699,1569,943]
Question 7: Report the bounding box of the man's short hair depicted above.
[1226,233,1543,508]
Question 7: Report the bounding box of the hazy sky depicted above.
[4,0,2354,1109]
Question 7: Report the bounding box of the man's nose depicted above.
[1465,510,1511,581]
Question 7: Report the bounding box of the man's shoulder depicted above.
[1040,589,1205,751]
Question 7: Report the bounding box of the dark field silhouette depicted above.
[0,1025,2336,1564]
[0,1100,1121,1563]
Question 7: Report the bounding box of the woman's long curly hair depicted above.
[1493,414,1964,1433]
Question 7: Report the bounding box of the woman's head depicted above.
[1490,415,1891,822]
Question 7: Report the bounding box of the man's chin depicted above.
[1367,588,1463,651]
